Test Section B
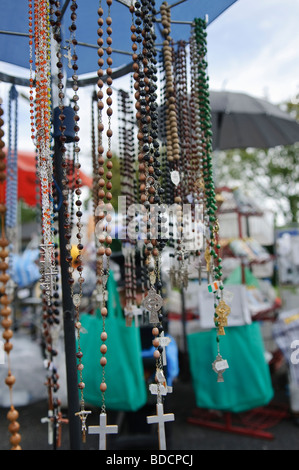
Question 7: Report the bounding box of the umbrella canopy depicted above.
[5,150,92,207]
[210,90,299,150]
[1,0,238,80]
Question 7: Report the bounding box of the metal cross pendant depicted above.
[75,408,92,443]
[215,300,231,336]
[147,403,175,450]
[88,413,118,450]
[157,332,171,366]
[204,246,211,273]
[142,286,163,324]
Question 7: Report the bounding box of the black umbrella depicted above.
[210,90,299,150]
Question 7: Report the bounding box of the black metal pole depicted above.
[180,288,190,381]
[53,137,82,450]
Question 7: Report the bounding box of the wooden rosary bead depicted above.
[100,357,107,366]
[8,420,20,434]
[101,307,108,317]
[3,329,13,341]
[7,407,19,422]
[1,317,12,329]
[4,342,13,353]
[10,433,22,447]
[101,332,108,341]
[5,374,16,387]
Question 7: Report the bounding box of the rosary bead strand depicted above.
[0,99,21,450]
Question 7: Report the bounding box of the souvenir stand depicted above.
[0,0,242,451]
[273,225,299,415]
[186,186,287,440]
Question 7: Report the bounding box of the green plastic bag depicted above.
[78,273,147,412]
[187,323,274,413]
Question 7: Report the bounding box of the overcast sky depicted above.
[206,0,299,104]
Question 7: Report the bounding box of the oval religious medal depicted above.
[170,170,180,186]
[73,293,81,307]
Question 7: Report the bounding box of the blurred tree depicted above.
[215,94,299,225]
[86,152,121,212]
[19,199,38,223]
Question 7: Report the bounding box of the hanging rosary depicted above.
[129,0,175,450]
[0,98,22,450]
[192,18,230,381]
[87,0,119,450]
[32,0,57,309]
[6,84,19,278]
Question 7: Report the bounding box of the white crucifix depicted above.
[147,403,175,451]
[63,47,73,69]
[132,305,143,327]
[157,332,171,366]
[88,413,118,450]
[41,410,54,446]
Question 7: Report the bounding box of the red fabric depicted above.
[4,150,92,207]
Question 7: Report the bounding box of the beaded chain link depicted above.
[95,0,115,415]
[192,19,230,378]
[6,85,19,232]
[32,0,57,307]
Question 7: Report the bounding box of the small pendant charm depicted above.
[170,170,180,186]
[75,408,92,443]
[204,246,211,273]
[73,293,81,307]
[212,354,229,382]
[142,286,163,324]
[215,299,231,336]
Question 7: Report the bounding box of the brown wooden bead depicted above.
[1,317,12,329]
[152,327,159,336]
[100,357,107,366]
[8,421,20,434]
[101,332,108,341]
[4,342,13,353]
[3,329,13,340]
[7,407,19,421]
[10,433,21,446]
[5,374,16,387]
[101,307,108,317]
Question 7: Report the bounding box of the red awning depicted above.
[5,150,92,207]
